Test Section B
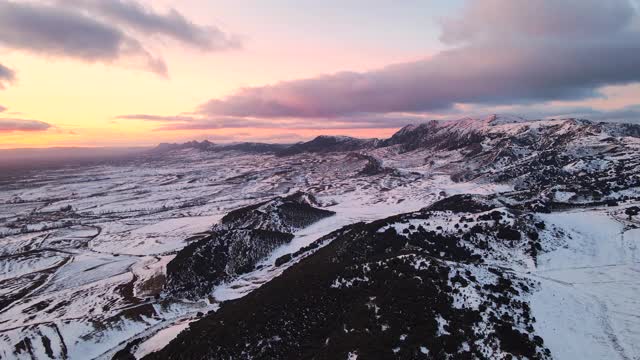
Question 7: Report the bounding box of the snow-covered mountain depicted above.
[153,140,288,154]
[1,115,639,360]
[278,135,380,156]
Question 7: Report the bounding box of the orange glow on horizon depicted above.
[0,123,401,149]
[0,41,424,149]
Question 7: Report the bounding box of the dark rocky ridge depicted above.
[164,192,335,300]
[219,192,336,233]
[345,153,394,176]
[165,229,294,300]
[382,120,485,152]
[146,195,552,360]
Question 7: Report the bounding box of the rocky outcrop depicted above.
[164,229,294,300]
[164,192,335,300]
[218,192,335,233]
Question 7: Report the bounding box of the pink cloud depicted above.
[0,118,52,132]
[196,0,640,119]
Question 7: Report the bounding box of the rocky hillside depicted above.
[146,195,554,360]
[218,192,336,233]
[377,115,640,209]
[278,135,380,156]
[436,117,640,208]
[165,229,294,300]
[164,192,336,300]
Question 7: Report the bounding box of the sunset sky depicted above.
[1,0,640,148]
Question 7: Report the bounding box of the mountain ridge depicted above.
[153,115,640,156]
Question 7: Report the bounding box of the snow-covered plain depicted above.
[0,147,500,359]
[1,116,639,359]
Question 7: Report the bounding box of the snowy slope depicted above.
[530,208,640,360]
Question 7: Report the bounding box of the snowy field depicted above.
[530,208,640,360]
[0,148,500,359]
[0,140,638,359]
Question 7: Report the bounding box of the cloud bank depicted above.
[117,112,433,131]
[58,0,240,51]
[196,0,639,120]
[533,104,640,123]
[0,63,15,89]
[439,0,634,44]
[0,1,166,75]
[0,118,52,132]
[0,0,239,79]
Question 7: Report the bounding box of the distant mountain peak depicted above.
[484,113,528,125]
[154,140,216,152]
[436,114,530,130]
[277,135,380,156]
[314,135,355,140]
[152,140,287,154]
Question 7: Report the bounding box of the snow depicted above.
[61,318,157,360]
[134,320,192,359]
[537,210,625,268]
[43,252,138,293]
[530,209,640,360]
[91,214,222,256]
[435,315,450,336]
[0,252,66,281]
[554,191,576,202]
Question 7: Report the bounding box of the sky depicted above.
[0,0,639,148]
